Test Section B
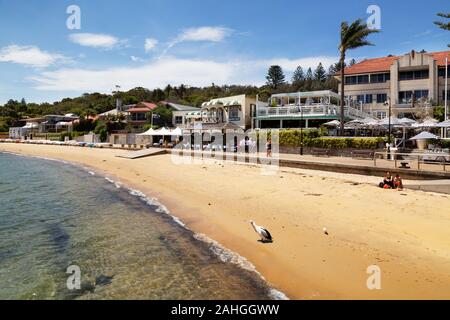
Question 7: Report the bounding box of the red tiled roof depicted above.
[343,56,399,74]
[138,102,158,110]
[432,50,450,66]
[343,50,450,75]
[127,102,158,113]
[128,107,152,113]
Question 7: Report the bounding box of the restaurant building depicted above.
[335,50,450,119]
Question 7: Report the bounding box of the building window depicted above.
[438,66,450,78]
[376,93,388,104]
[399,91,413,103]
[345,76,356,85]
[370,73,390,83]
[442,90,450,100]
[345,75,369,85]
[229,107,240,121]
[175,116,183,124]
[399,69,429,80]
[365,94,373,104]
[373,111,387,119]
[414,90,429,99]
[356,95,365,103]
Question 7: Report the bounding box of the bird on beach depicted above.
[250,220,273,243]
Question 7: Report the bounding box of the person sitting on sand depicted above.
[380,171,394,189]
[394,174,403,191]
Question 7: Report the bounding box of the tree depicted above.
[164,85,173,99]
[434,12,450,47]
[150,105,173,127]
[292,66,305,85]
[266,65,286,89]
[151,88,165,102]
[305,67,313,80]
[339,19,379,135]
[314,63,327,82]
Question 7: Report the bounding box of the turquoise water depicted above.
[0,152,282,300]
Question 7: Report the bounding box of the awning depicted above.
[138,128,157,136]
[138,127,183,136]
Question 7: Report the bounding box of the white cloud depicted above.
[177,26,233,42]
[161,26,233,57]
[69,33,121,49]
[130,55,144,62]
[145,38,158,52]
[0,45,69,68]
[262,56,336,72]
[28,55,336,93]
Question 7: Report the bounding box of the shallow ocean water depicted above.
[0,152,281,300]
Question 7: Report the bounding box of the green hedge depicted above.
[278,129,385,149]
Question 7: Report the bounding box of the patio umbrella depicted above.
[412,118,439,128]
[409,131,440,140]
[323,120,340,127]
[398,118,417,126]
[379,117,404,126]
[437,120,450,128]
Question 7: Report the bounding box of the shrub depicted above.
[278,129,384,149]
[99,128,108,142]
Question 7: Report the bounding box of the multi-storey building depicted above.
[336,50,450,119]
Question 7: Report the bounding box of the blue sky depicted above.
[0,0,448,104]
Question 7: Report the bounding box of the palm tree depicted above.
[339,19,379,135]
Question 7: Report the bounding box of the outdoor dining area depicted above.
[137,124,252,152]
[324,117,450,150]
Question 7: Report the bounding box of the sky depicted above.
[0,0,449,104]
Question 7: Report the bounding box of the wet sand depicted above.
[2,143,450,299]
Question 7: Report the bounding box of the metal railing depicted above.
[257,104,371,119]
[374,151,449,172]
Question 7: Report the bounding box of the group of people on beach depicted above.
[379,171,403,191]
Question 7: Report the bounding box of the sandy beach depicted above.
[1,143,450,299]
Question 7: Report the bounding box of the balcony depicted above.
[256,103,371,120]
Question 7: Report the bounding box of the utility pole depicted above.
[445,57,448,122]
[114,85,121,112]
[388,96,392,145]
[299,92,304,155]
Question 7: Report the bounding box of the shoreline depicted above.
[1,143,450,299]
[1,149,289,300]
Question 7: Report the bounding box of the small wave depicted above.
[193,233,289,300]
[127,189,186,228]
[104,177,122,189]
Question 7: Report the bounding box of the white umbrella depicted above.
[398,118,417,125]
[412,118,439,128]
[379,117,404,126]
[437,120,450,128]
[409,131,440,140]
[323,120,340,127]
